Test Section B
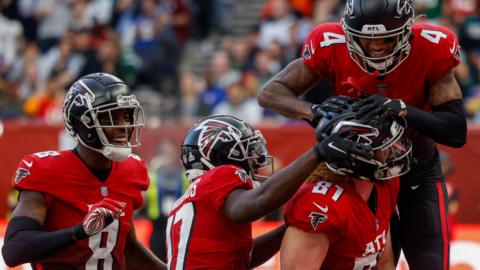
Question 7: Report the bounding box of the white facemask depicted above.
[102,146,132,161]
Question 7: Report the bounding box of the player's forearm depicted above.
[1,216,80,267]
[258,80,313,120]
[125,239,167,270]
[230,150,319,222]
[406,99,466,148]
[249,224,287,268]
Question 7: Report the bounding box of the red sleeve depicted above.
[13,152,58,194]
[284,183,344,242]
[302,23,345,78]
[207,165,254,213]
[126,154,150,209]
[422,24,461,84]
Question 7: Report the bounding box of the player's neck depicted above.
[74,146,112,170]
[353,180,374,202]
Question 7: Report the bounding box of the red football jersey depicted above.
[166,165,254,270]
[13,150,149,270]
[302,22,460,109]
[284,179,399,270]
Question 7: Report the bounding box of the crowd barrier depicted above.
[0,220,479,270]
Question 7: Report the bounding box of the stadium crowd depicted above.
[0,0,478,124]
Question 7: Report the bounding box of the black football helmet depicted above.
[342,0,415,75]
[317,101,412,180]
[63,73,144,161]
[181,115,273,182]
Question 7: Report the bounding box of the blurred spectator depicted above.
[34,0,74,52]
[212,80,263,124]
[258,0,296,50]
[197,69,227,115]
[23,71,64,124]
[0,7,23,76]
[133,2,181,101]
[208,50,240,88]
[146,139,186,261]
[8,42,40,101]
[71,27,102,78]
[38,34,83,90]
[178,71,210,122]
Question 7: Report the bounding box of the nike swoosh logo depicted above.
[327,142,346,154]
[313,202,328,213]
[450,39,456,54]
[23,160,33,168]
[411,185,420,190]
[310,40,316,55]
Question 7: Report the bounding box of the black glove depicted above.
[307,96,353,128]
[353,94,406,121]
[313,133,373,162]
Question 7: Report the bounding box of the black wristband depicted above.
[70,223,88,241]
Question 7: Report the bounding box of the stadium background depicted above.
[0,0,479,269]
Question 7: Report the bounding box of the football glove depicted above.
[353,94,407,121]
[307,96,353,128]
[313,132,373,162]
[74,198,126,239]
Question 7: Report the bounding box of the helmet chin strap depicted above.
[76,134,132,161]
[102,146,131,161]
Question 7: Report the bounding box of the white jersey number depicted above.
[420,29,447,44]
[320,32,346,48]
[353,253,378,270]
[312,180,345,201]
[166,202,195,270]
[86,219,119,270]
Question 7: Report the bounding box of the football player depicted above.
[281,106,412,270]
[257,0,466,268]
[166,113,373,269]
[2,73,166,269]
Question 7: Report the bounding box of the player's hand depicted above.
[353,94,407,120]
[313,132,373,162]
[308,96,353,128]
[82,198,126,237]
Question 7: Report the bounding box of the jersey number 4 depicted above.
[166,202,196,270]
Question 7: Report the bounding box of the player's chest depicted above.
[331,56,429,107]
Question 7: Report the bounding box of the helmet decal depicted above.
[397,0,413,16]
[195,119,240,160]
[345,0,354,16]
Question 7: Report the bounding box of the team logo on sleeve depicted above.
[309,202,329,230]
[303,44,312,60]
[14,168,30,184]
[309,211,327,230]
[235,169,248,183]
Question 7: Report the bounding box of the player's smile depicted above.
[358,37,396,58]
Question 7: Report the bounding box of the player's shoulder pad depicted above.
[413,23,461,62]
[14,150,63,185]
[210,165,253,186]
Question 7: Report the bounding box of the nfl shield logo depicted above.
[100,186,109,197]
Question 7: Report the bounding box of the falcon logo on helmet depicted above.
[196,120,240,159]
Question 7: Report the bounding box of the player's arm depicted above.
[279,226,329,270]
[224,132,373,223]
[258,58,320,121]
[404,69,466,147]
[376,227,395,270]
[1,190,124,267]
[355,70,466,148]
[124,219,167,270]
[249,224,287,268]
